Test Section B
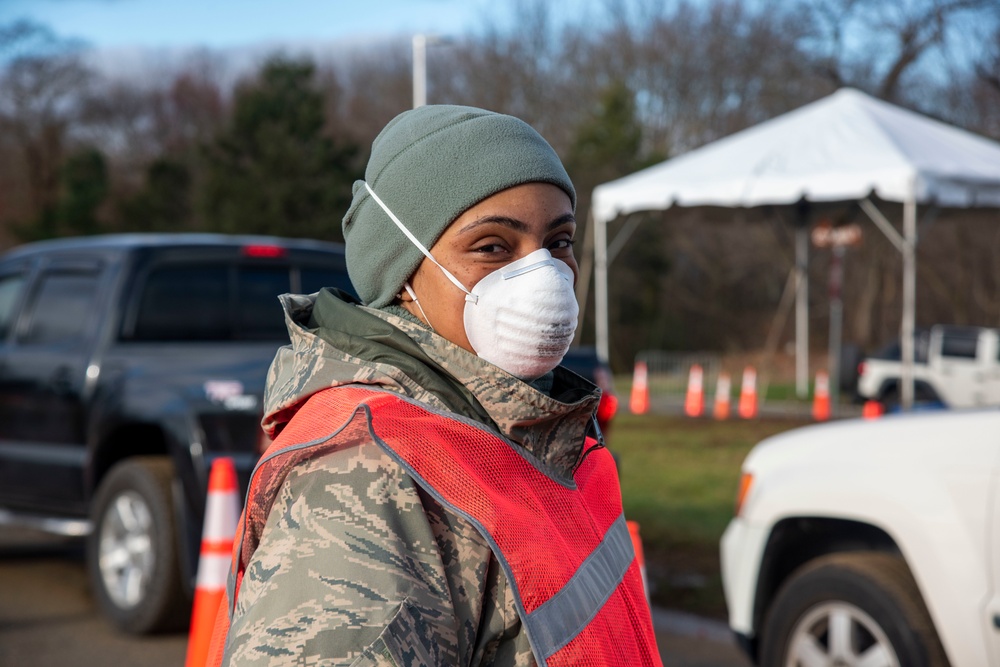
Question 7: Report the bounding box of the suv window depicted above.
[19,271,101,346]
[870,330,930,364]
[132,264,230,341]
[940,331,979,359]
[126,258,352,342]
[237,265,291,340]
[0,272,27,341]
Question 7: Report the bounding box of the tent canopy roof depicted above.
[592,88,1000,223]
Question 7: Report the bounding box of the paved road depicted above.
[0,528,750,667]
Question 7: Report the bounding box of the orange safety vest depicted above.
[208,386,661,667]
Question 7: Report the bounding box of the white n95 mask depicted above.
[462,248,578,379]
[365,182,579,380]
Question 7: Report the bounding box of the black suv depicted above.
[0,234,352,634]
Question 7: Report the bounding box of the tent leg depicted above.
[795,225,810,398]
[759,268,799,410]
[901,197,917,410]
[828,245,845,416]
[595,215,610,364]
[860,195,919,411]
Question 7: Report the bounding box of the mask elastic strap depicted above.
[403,282,435,332]
[364,182,479,304]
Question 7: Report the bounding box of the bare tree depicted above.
[577,0,828,159]
[433,1,597,154]
[800,0,1000,105]
[0,22,92,221]
[323,41,411,158]
[951,24,1000,139]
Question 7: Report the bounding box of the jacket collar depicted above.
[365,308,600,478]
[263,289,600,478]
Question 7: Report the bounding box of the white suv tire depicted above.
[760,552,949,667]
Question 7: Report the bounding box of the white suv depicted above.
[720,409,1000,666]
[857,325,1000,409]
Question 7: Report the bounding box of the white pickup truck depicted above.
[721,409,1000,666]
[857,325,1000,408]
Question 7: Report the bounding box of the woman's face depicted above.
[400,182,577,353]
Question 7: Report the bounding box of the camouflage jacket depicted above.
[222,289,601,667]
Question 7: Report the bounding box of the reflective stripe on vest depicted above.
[226,386,662,667]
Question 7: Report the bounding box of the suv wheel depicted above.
[87,456,189,634]
[760,552,948,667]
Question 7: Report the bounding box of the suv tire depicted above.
[87,456,190,634]
[760,552,949,667]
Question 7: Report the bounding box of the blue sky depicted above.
[3,0,530,49]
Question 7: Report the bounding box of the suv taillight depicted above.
[243,245,286,258]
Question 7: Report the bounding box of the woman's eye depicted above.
[549,238,575,251]
[474,243,507,254]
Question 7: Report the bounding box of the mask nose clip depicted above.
[501,258,554,280]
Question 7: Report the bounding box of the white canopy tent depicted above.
[591,88,1000,408]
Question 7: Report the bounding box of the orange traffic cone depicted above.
[185,458,241,667]
[684,364,704,417]
[813,371,831,421]
[626,520,651,607]
[629,360,650,415]
[738,366,758,419]
[713,372,731,420]
[862,400,884,420]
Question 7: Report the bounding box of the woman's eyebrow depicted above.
[546,213,576,230]
[458,216,528,235]
[458,213,576,236]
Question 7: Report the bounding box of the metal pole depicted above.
[795,225,810,398]
[412,34,427,109]
[595,214,610,364]
[901,195,917,410]
[828,244,844,416]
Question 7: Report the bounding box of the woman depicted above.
[213,105,660,667]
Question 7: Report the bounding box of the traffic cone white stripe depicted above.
[202,494,240,541]
[684,364,704,417]
[738,366,758,419]
[813,370,831,421]
[630,360,650,415]
[195,553,233,589]
[713,373,731,420]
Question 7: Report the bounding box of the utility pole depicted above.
[412,34,428,109]
[412,34,451,109]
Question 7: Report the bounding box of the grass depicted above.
[610,413,809,619]
[759,381,810,402]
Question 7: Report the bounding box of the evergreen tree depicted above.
[201,57,358,240]
[58,148,108,235]
[119,158,192,232]
[566,80,645,184]
[17,147,108,240]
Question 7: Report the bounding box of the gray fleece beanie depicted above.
[342,105,576,308]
